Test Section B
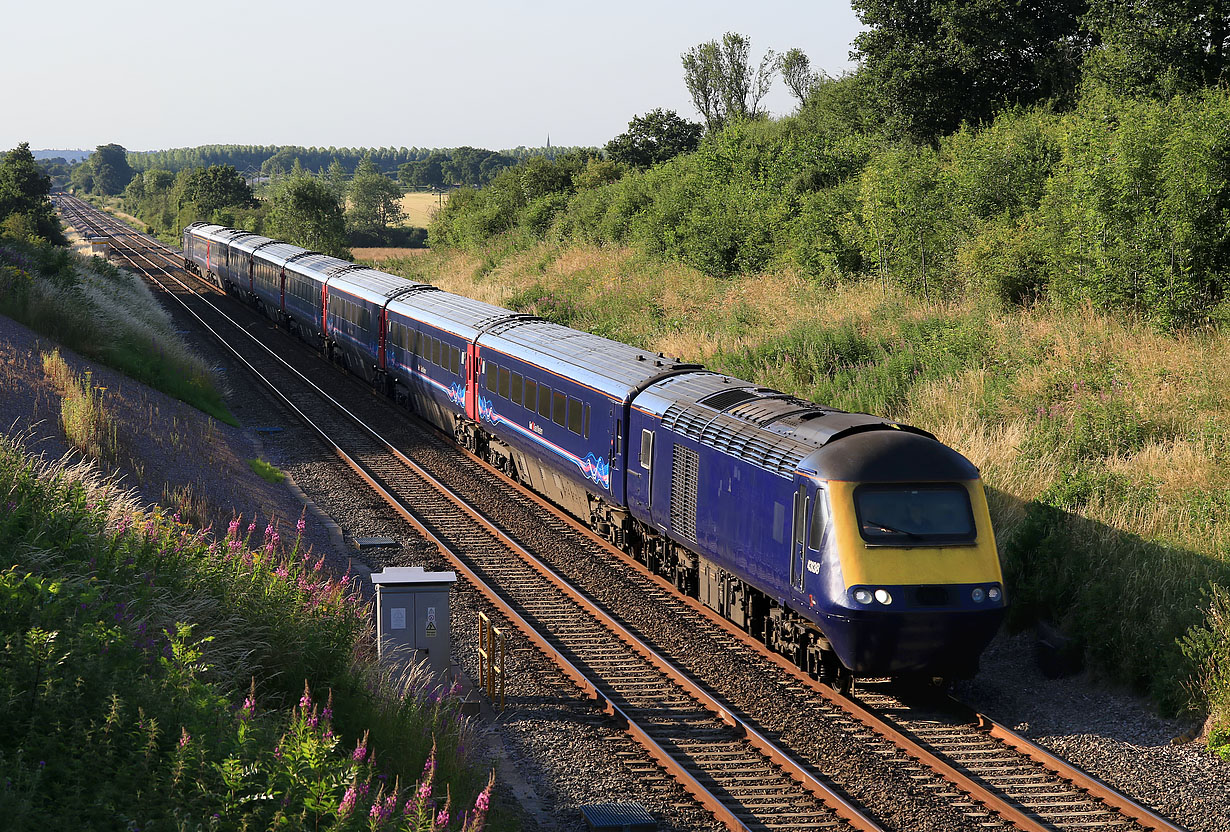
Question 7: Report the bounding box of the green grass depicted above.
[0,435,498,827]
[248,457,285,484]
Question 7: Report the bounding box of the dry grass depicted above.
[351,247,429,263]
[397,191,447,227]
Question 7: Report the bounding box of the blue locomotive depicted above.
[184,223,1006,687]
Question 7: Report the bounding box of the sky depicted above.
[4,0,863,153]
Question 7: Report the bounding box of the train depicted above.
[183,222,1007,688]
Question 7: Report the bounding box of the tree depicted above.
[176,165,254,215]
[346,156,406,238]
[1084,0,1230,97]
[605,109,703,168]
[780,48,827,105]
[851,0,1087,140]
[0,143,64,243]
[90,143,134,195]
[682,32,778,131]
[268,175,348,257]
[326,158,348,199]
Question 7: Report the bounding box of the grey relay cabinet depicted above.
[370,567,457,680]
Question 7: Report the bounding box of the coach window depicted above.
[524,379,537,412]
[498,367,510,399]
[511,373,523,406]
[451,346,460,375]
[553,391,567,427]
[583,404,591,438]
[433,338,442,367]
[538,384,552,419]
[567,397,583,435]
[640,429,653,470]
[486,362,499,393]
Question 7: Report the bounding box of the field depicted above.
[379,241,1230,751]
[398,190,448,227]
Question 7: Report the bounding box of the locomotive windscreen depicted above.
[852,484,976,546]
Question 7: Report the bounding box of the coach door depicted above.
[790,484,807,593]
[465,344,479,420]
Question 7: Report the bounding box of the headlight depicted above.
[874,589,893,605]
[971,587,986,603]
[853,588,873,605]
[988,586,1002,602]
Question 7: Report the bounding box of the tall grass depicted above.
[42,349,119,463]
[0,435,497,827]
[1,237,235,425]
[384,242,1230,742]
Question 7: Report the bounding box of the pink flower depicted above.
[353,731,369,761]
[300,683,312,710]
[297,516,306,534]
[435,808,449,827]
[178,728,191,750]
[247,521,256,534]
[338,785,357,817]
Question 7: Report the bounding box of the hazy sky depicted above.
[5,1,863,153]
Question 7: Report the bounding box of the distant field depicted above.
[399,190,447,227]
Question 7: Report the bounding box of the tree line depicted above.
[431,2,1230,330]
[125,143,577,186]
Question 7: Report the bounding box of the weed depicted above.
[248,458,285,484]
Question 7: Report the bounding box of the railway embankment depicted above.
[0,239,496,828]
[377,241,1230,760]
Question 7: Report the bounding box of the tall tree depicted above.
[268,175,348,257]
[175,165,254,215]
[326,158,348,199]
[346,156,406,237]
[90,143,134,195]
[851,0,1087,140]
[0,142,63,242]
[780,48,824,104]
[682,32,778,131]
[1084,0,1229,96]
[605,109,703,168]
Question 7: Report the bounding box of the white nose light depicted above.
[874,589,893,605]
[988,587,1002,602]
[972,588,986,603]
[854,589,873,605]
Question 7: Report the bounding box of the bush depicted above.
[0,437,493,828]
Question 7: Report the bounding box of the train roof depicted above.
[229,234,276,255]
[633,371,964,480]
[189,224,230,243]
[327,266,429,306]
[478,318,699,403]
[284,252,351,281]
[387,289,519,342]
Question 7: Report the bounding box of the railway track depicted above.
[56,195,1190,832]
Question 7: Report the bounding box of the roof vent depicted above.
[699,388,758,411]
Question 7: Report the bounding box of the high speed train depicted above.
[184,222,1006,687]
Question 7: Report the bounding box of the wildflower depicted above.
[338,785,357,817]
[297,516,306,534]
[300,682,312,710]
[275,564,289,580]
[265,523,274,539]
[248,521,256,534]
[173,512,181,523]
[352,730,369,762]
[273,745,283,760]
[240,679,257,720]
[435,808,449,827]
[308,709,319,728]
[369,790,397,823]
[228,518,240,538]
[178,728,191,750]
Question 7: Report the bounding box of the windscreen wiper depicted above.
[862,518,922,538]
